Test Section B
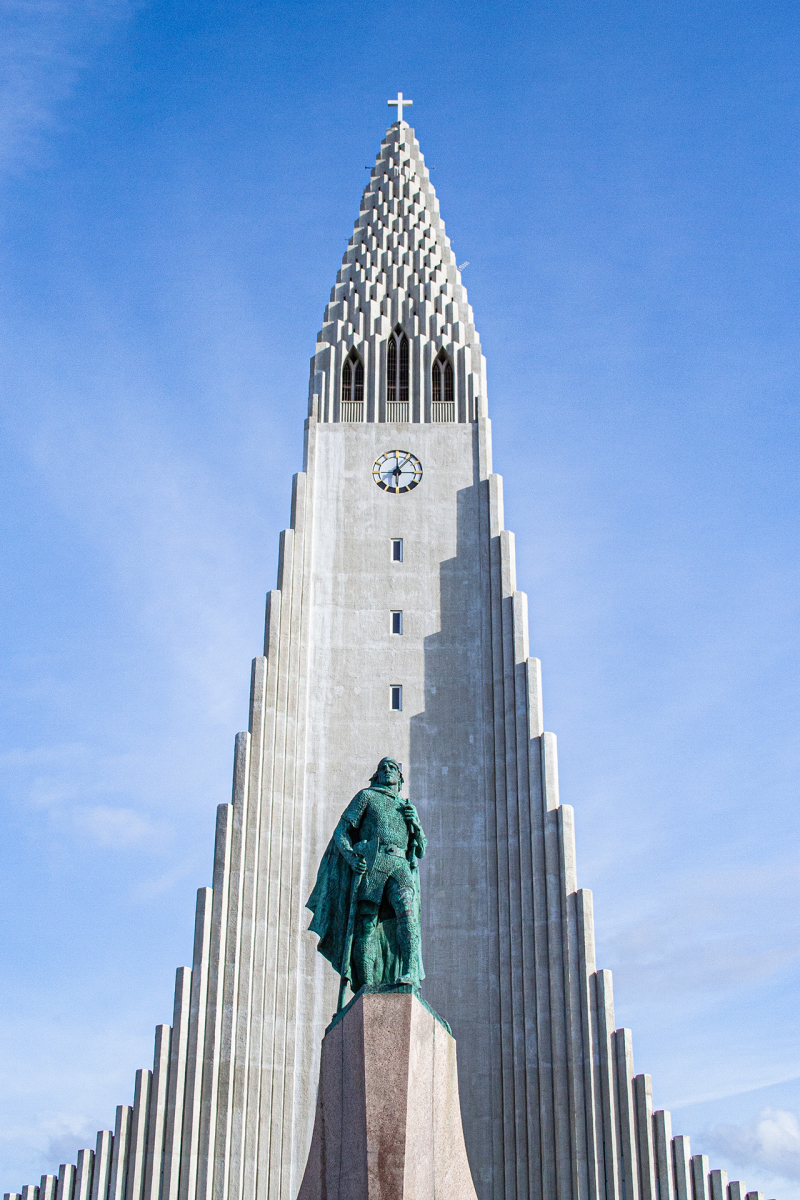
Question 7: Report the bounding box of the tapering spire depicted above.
[308,122,486,424]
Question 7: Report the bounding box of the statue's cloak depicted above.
[306,788,424,988]
[306,839,355,978]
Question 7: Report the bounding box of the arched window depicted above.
[387,337,396,402]
[386,326,409,420]
[341,348,364,420]
[432,349,455,421]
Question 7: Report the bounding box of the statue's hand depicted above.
[401,802,419,826]
[353,854,367,876]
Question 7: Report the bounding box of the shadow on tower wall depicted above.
[409,478,503,1196]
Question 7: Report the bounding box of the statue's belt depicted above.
[354,839,406,862]
[354,838,411,902]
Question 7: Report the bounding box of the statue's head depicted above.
[370,757,403,788]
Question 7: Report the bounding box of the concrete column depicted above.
[179,888,214,1200]
[576,890,604,1200]
[228,656,268,1200]
[653,1111,675,1200]
[212,730,251,1200]
[90,1132,113,1200]
[672,1135,692,1200]
[594,970,620,1200]
[542,736,572,1200]
[486,505,518,1200]
[5,1193,22,1199]
[162,967,192,1200]
[21,1188,39,1200]
[561,813,591,1200]
[143,1025,171,1200]
[728,1183,746,1200]
[109,1106,132,1200]
[56,1165,75,1200]
[261,469,317,1200]
[127,1069,152,1200]
[613,1030,639,1200]
[73,1152,94,1200]
[196,804,233,1200]
[744,1192,764,1200]
[690,1155,710,1200]
[709,1170,728,1200]
[39,1179,57,1200]
[633,1075,657,1200]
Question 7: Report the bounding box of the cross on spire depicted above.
[388,92,413,125]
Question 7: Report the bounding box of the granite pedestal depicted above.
[297,990,478,1200]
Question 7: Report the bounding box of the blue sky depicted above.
[0,0,798,1192]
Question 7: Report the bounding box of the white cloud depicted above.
[705,1108,800,1183]
[72,803,165,848]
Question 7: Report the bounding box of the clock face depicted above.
[373,450,423,494]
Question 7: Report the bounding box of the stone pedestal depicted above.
[297,990,478,1200]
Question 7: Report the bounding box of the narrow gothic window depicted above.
[341,349,364,420]
[398,334,409,403]
[387,337,397,404]
[386,327,409,413]
[432,349,455,420]
[391,685,403,711]
[391,611,403,635]
[391,538,403,561]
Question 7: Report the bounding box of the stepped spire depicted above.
[308,122,486,423]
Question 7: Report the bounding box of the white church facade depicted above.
[5,107,768,1200]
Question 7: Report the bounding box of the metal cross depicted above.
[388,92,413,124]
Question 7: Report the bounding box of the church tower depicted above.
[10,106,762,1200]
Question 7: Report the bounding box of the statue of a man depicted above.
[306,757,426,1005]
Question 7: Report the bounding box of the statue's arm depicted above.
[333,791,368,870]
[401,802,426,859]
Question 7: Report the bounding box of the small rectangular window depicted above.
[391,685,403,711]
[391,538,403,562]
[391,611,403,635]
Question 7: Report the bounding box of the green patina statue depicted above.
[306,757,426,1008]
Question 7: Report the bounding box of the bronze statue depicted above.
[306,757,426,1008]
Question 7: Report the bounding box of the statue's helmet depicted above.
[370,756,404,785]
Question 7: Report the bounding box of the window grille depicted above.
[386,402,409,422]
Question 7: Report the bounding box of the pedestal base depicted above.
[297,990,478,1200]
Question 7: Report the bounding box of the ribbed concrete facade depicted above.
[7,121,766,1200]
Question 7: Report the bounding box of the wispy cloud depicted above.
[705,1108,800,1184]
[0,740,172,850]
[0,0,133,174]
[596,862,800,999]
[72,803,166,848]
